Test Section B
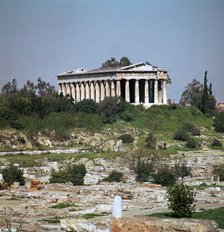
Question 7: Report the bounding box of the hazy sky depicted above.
[0,0,224,102]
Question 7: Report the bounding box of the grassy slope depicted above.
[149,207,224,229]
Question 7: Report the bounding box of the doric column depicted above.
[105,81,110,97]
[76,83,80,102]
[163,80,167,104]
[71,83,76,100]
[62,83,66,96]
[95,82,100,103]
[80,82,85,101]
[85,82,90,99]
[100,82,105,101]
[135,80,139,104]
[58,84,62,95]
[125,80,130,102]
[154,79,158,104]
[111,81,116,97]
[66,83,71,95]
[144,80,149,104]
[90,82,95,100]
[116,80,121,97]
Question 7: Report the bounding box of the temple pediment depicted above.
[119,62,157,71]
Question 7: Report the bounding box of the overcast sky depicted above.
[0,0,224,102]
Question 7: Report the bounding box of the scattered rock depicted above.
[110,217,220,232]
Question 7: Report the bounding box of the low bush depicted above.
[120,111,134,122]
[50,164,87,186]
[185,137,198,148]
[211,138,222,148]
[173,129,189,141]
[145,130,157,149]
[213,165,224,181]
[49,169,67,183]
[118,134,134,143]
[153,167,176,186]
[2,166,25,186]
[103,170,123,182]
[214,112,224,133]
[67,164,87,186]
[134,159,154,182]
[74,99,97,114]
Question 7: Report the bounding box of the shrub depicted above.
[118,134,134,143]
[167,183,195,218]
[2,166,25,186]
[173,129,189,141]
[211,138,222,148]
[49,170,67,183]
[182,122,201,136]
[67,164,87,186]
[145,130,156,149]
[213,166,224,181]
[120,111,134,122]
[214,112,224,133]
[74,99,97,113]
[50,164,87,186]
[134,159,154,182]
[97,97,124,123]
[185,137,198,148]
[152,168,176,186]
[103,170,123,182]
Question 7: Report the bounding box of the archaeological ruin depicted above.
[57,62,169,107]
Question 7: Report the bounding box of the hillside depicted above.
[0,103,223,156]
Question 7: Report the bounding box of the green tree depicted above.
[167,183,195,218]
[101,56,132,68]
[173,162,191,183]
[119,57,132,67]
[201,71,216,115]
[179,79,203,108]
[1,79,18,95]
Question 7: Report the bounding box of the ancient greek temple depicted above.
[57,62,169,107]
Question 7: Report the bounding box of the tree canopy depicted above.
[179,71,216,115]
[101,57,132,68]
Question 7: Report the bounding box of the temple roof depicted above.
[57,62,167,77]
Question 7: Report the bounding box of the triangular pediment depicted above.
[119,62,157,71]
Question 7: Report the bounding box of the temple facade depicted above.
[57,62,169,107]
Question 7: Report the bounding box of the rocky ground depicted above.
[0,127,224,231]
[0,148,224,231]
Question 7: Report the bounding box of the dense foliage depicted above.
[134,159,154,182]
[179,72,216,115]
[167,183,195,218]
[213,165,224,181]
[214,112,224,133]
[152,167,176,186]
[50,164,87,185]
[103,170,124,182]
[2,166,25,186]
[101,56,132,68]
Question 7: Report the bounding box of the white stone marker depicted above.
[112,195,122,218]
